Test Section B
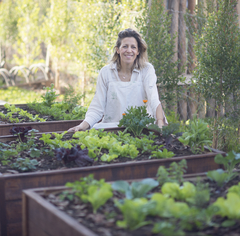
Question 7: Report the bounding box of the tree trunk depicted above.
[178,85,188,120]
[178,0,186,73]
[148,0,152,9]
[237,0,240,27]
[206,99,216,118]
[187,0,196,73]
[188,87,198,119]
[54,58,60,91]
[198,96,206,119]
[170,0,179,63]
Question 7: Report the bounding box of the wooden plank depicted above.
[0,119,83,136]
[24,190,97,236]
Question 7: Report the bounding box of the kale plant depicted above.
[118,104,155,136]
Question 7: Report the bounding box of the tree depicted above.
[41,0,72,89]
[136,0,183,106]
[0,0,19,66]
[14,0,42,66]
[193,0,240,147]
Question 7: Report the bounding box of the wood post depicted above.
[178,0,187,73]
[187,0,196,73]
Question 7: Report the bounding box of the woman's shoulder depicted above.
[141,62,155,75]
[99,63,113,73]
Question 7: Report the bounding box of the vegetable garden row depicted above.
[1,86,240,236]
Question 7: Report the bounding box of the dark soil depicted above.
[44,176,240,236]
[0,131,205,175]
[0,105,56,123]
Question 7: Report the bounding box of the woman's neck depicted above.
[119,63,133,74]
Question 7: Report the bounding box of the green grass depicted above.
[0,87,42,104]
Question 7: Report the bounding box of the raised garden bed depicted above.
[0,120,83,136]
[22,172,240,236]
[0,126,225,236]
[0,103,85,136]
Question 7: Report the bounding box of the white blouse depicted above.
[84,62,168,128]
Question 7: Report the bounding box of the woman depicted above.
[68,28,167,132]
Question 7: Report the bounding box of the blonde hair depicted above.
[110,28,148,70]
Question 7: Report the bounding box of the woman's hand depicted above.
[157,119,164,129]
[67,121,90,132]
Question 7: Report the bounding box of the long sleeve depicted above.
[84,68,108,128]
[143,64,168,124]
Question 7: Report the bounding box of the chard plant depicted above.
[118,102,155,137]
[178,117,212,154]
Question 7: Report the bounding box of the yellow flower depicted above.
[122,113,126,116]
[143,99,148,103]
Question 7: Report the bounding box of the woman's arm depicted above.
[143,64,168,128]
[156,104,164,128]
[67,67,108,132]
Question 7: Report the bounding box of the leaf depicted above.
[206,169,228,187]
[221,220,236,227]
[111,181,130,193]
[30,148,41,158]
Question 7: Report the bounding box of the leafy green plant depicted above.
[187,180,210,208]
[161,182,196,201]
[66,175,112,213]
[152,148,175,159]
[10,157,38,172]
[207,151,240,186]
[213,192,240,221]
[111,178,159,199]
[214,151,240,174]
[4,104,46,122]
[41,83,59,107]
[207,169,231,187]
[118,105,155,136]
[178,117,212,153]
[228,182,240,195]
[115,198,155,230]
[156,159,187,185]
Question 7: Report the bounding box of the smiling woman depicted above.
[68,28,168,132]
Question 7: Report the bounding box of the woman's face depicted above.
[116,37,139,67]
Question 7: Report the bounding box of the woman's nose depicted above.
[126,46,131,52]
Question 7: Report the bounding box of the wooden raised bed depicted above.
[22,172,208,236]
[0,120,83,136]
[0,103,85,136]
[0,147,224,236]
